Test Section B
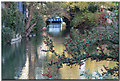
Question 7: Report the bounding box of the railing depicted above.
[47,18,63,23]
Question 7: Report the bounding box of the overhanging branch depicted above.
[25,21,37,37]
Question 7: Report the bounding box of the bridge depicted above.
[44,11,71,30]
[47,17,63,24]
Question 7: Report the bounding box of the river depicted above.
[2,23,117,79]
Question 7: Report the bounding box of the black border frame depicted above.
[1,1,120,81]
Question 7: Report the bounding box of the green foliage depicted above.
[30,5,46,35]
[15,10,25,35]
[72,11,99,28]
[68,2,88,10]
[2,2,24,36]
[2,27,15,44]
[42,2,118,79]
[63,2,115,33]
[32,16,45,35]
[42,22,118,78]
[88,3,98,13]
[2,8,7,25]
[42,2,64,17]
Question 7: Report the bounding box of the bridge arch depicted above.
[45,11,72,31]
[62,16,71,31]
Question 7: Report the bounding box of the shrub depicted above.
[72,11,99,33]
[42,2,118,78]
[2,27,15,44]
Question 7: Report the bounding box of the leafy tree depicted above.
[43,2,64,17]
[2,27,15,44]
[61,2,115,33]
[2,2,24,43]
[72,11,99,33]
[42,2,118,79]
[24,2,63,37]
[2,2,24,34]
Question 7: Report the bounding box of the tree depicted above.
[61,2,115,33]
[24,2,64,37]
[24,2,38,37]
[2,2,24,43]
[42,2,118,79]
[43,2,64,17]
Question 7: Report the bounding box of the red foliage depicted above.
[42,74,46,76]
[48,75,52,78]
[98,12,108,25]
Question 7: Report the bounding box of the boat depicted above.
[11,34,22,44]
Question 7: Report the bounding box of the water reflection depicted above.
[19,54,29,79]
[48,23,62,35]
[2,24,118,79]
[85,58,117,79]
[2,39,26,79]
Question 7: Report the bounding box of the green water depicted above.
[2,23,117,79]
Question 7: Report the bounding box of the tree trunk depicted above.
[25,21,37,37]
[25,3,33,35]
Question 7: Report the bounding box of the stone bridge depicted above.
[61,11,71,21]
[43,11,71,30]
[61,11,71,30]
[43,11,71,22]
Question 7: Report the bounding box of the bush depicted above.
[2,27,15,44]
[2,2,24,36]
[72,11,99,33]
[42,3,119,78]
[98,12,108,25]
[42,25,118,79]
